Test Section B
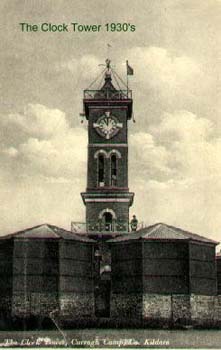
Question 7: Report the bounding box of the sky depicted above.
[0,0,221,245]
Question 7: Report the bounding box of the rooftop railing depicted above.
[71,221,145,234]
[84,89,132,100]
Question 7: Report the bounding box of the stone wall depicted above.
[12,292,58,318]
[10,291,221,328]
[60,292,95,318]
[214,295,221,326]
[190,294,217,327]
[143,294,221,328]
[0,295,12,326]
[110,293,221,328]
[171,294,191,326]
[110,293,142,326]
[142,294,172,327]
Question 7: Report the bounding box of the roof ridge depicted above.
[46,224,61,238]
[8,223,49,237]
[109,222,218,244]
[156,223,218,244]
[143,223,163,237]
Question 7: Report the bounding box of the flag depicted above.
[126,60,134,75]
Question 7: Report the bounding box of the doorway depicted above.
[95,280,111,318]
[103,212,113,231]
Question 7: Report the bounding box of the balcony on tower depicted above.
[71,220,145,236]
[83,68,133,120]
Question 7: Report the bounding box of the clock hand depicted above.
[116,122,123,128]
[93,122,104,129]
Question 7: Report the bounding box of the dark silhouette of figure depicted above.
[130,215,138,231]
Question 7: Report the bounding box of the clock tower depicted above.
[81,59,134,236]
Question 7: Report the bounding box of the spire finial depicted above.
[105,58,111,79]
[105,58,111,70]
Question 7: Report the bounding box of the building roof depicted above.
[0,224,95,242]
[108,223,218,245]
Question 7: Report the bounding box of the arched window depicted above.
[98,154,105,186]
[103,212,113,231]
[98,208,116,232]
[111,154,117,186]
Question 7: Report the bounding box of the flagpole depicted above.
[126,60,128,97]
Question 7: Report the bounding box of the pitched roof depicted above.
[108,223,218,245]
[1,224,95,242]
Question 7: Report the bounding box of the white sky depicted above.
[0,0,221,245]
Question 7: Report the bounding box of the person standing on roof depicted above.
[130,215,138,231]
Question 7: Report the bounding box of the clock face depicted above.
[93,111,123,139]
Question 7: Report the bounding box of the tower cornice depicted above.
[81,191,134,207]
[88,143,128,148]
[83,98,133,120]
